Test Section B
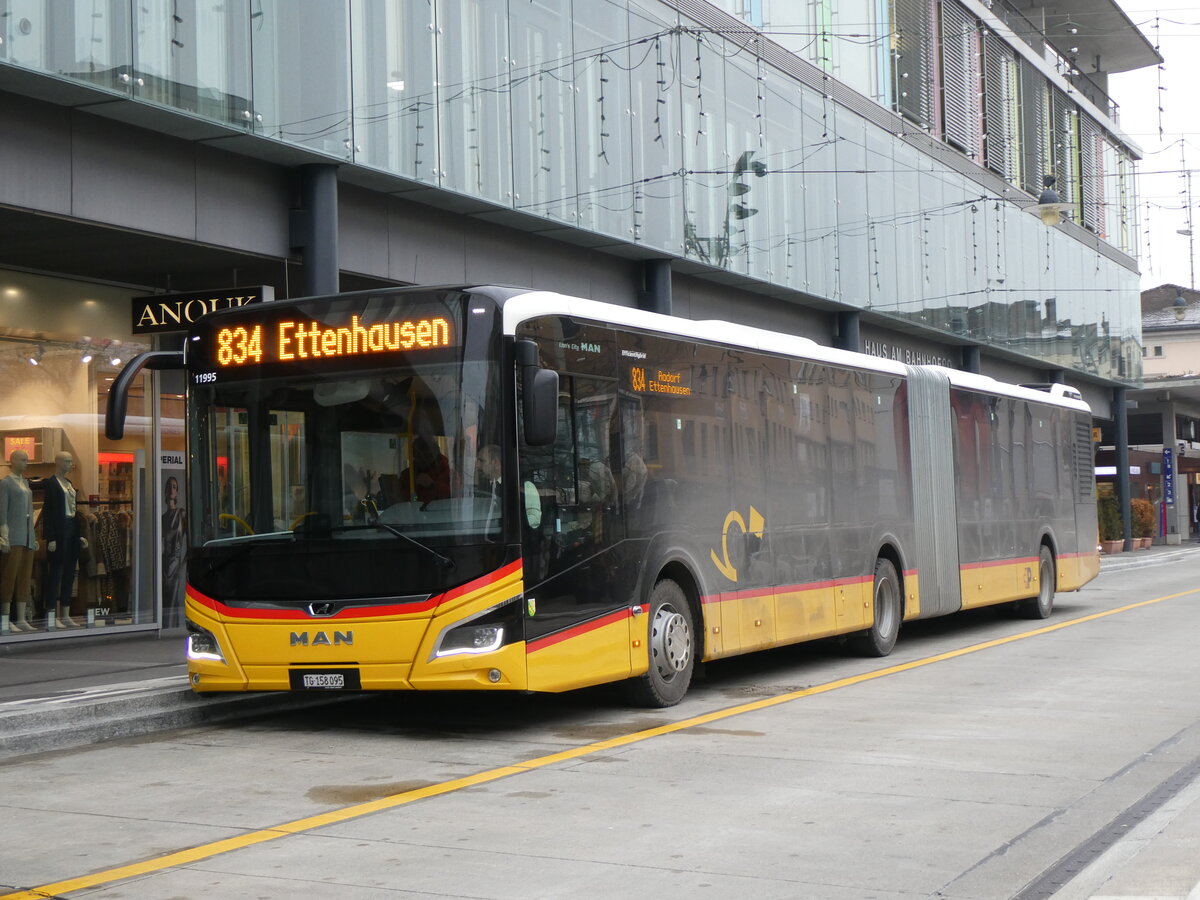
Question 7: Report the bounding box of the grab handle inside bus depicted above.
[105,350,185,441]
[516,339,558,446]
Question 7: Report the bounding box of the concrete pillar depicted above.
[637,259,672,316]
[1114,387,1133,551]
[961,346,981,374]
[291,164,340,297]
[835,311,860,353]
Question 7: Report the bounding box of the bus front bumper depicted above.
[185,599,529,693]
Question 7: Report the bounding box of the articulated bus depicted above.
[107,285,1099,706]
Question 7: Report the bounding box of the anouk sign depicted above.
[132,286,274,334]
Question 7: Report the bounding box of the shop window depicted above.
[1,277,152,639]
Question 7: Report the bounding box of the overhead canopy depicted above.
[1026,0,1163,74]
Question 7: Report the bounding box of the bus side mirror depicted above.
[523,368,558,446]
[516,339,557,446]
[105,350,185,440]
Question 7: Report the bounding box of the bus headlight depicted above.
[437,624,504,657]
[433,600,521,659]
[186,623,226,663]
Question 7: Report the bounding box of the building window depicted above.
[1154,346,1164,357]
[1,271,154,640]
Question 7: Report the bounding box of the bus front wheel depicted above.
[623,579,695,708]
[1018,545,1055,619]
[853,557,901,657]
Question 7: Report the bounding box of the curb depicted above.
[1100,547,1200,572]
[0,678,343,760]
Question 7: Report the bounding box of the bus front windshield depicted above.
[187,309,507,605]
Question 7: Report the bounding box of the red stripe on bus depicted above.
[526,607,631,653]
[701,574,874,605]
[436,559,523,607]
[959,556,1038,571]
[186,560,523,620]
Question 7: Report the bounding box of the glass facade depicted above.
[0,0,1142,382]
[0,270,156,639]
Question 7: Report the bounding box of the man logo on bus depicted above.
[290,631,353,646]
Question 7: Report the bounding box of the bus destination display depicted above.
[191,303,459,382]
[214,315,452,367]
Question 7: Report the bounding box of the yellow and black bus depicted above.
[108,285,1100,706]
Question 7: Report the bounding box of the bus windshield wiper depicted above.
[356,499,455,570]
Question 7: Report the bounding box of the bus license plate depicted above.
[302,673,344,689]
[289,668,361,690]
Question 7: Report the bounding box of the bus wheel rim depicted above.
[652,605,690,679]
[1039,555,1054,608]
[876,575,897,636]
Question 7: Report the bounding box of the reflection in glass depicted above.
[350,0,438,182]
[801,89,837,297]
[437,0,511,203]
[760,67,805,289]
[134,0,252,124]
[573,2,633,239]
[1,0,131,94]
[680,23,728,267]
[252,0,352,155]
[510,0,576,223]
[629,1,681,250]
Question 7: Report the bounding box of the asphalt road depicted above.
[3,553,1200,899]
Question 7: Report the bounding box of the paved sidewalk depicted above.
[1,540,1197,761]
[1099,538,1200,572]
[0,631,333,759]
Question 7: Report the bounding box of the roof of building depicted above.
[1025,0,1163,74]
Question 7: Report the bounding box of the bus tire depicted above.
[622,579,695,708]
[1018,545,1055,619]
[852,557,901,657]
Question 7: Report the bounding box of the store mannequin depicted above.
[1,449,38,632]
[40,451,88,629]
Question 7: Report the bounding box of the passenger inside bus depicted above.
[399,436,452,505]
[478,444,541,529]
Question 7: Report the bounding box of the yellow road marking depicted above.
[4,587,1197,900]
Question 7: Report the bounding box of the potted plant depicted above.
[1098,494,1123,553]
[1130,498,1155,549]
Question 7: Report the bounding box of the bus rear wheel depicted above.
[852,558,901,657]
[623,579,695,708]
[1018,545,1055,619]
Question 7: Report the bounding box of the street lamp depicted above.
[1031,175,1068,226]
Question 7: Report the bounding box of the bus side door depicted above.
[522,372,636,692]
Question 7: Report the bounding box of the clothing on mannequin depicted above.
[1,449,38,632]
[39,451,89,629]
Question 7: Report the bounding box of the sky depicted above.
[1109,1,1200,291]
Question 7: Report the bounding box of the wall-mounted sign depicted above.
[132,286,274,334]
[861,338,954,368]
